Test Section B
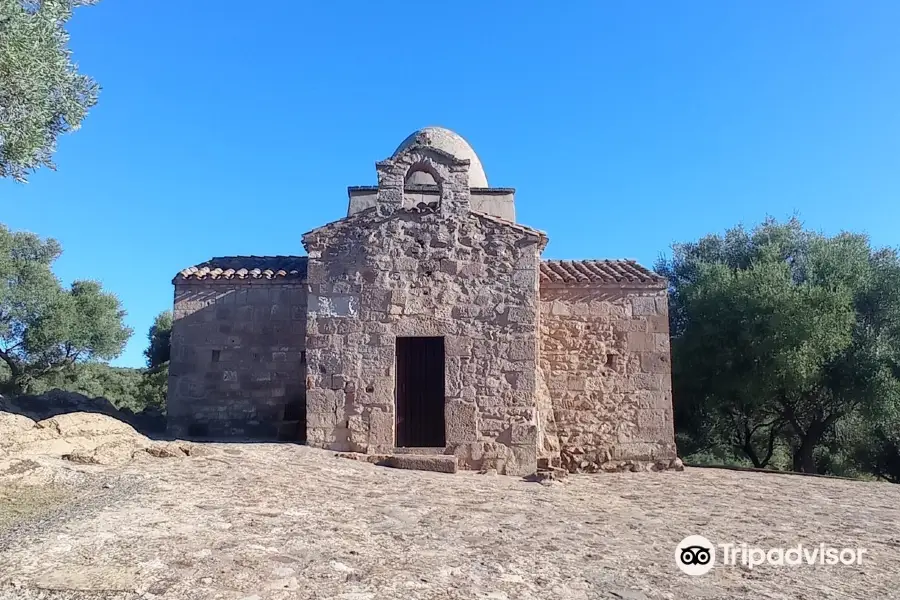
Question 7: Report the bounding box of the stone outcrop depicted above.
[1,389,165,434]
[0,411,151,465]
[0,410,208,468]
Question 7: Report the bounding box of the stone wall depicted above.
[348,187,516,222]
[539,285,677,472]
[302,206,545,476]
[167,281,307,439]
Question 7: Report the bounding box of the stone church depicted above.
[167,127,678,475]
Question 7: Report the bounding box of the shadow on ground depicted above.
[0,389,168,439]
[0,388,308,447]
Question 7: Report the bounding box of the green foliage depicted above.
[137,362,167,410]
[0,0,99,182]
[0,222,132,394]
[845,406,900,483]
[21,360,165,412]
[134,310,171,410]
[144,311,172,369]
[659,217,900,474]
[30,361,141,407]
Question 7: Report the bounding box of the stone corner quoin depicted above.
[166,127,678,476]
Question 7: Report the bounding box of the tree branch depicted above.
[760,419,783,467]
[778,397,806,436]
[0,347,21,378]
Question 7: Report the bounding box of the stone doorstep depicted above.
[390,446,449,456]
[524,465,569,484]
[335,451,458,474]
[382,454,458,474]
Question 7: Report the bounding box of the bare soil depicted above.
[0,443,898,600]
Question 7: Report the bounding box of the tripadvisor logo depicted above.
[675,536,868,575]
[676,535,715,576]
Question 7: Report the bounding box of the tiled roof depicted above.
[540,260,665,286]
[175,256,308,282]
[175,256,663,286]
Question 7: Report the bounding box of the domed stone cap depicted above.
[393,127,489,188]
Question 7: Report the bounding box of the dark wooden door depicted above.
[395,336,446,448]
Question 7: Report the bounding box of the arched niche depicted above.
[375,147,471,217]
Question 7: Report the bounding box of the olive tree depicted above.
[0,0,100,182]
[0,223,132,394]
[659,218,900,473]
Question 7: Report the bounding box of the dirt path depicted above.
[0,443,898,600]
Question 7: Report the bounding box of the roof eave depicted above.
[540,280,668,291]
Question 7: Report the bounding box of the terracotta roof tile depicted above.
[540,260,665,286]
[175,256,307,282]
[175,256,662,286]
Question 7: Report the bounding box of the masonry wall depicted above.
[302,209,543,476]
[167,281,307,439]
[539,285,677,472]
[348,188,516,222]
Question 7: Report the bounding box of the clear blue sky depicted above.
[3,2,899,368]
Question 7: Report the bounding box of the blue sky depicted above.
[3,1,899,368]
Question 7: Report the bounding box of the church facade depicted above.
[167,128,678,475]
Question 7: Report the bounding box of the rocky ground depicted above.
[1,416,899,600]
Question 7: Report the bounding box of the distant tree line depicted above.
[658,217,900,482]
[0,222,170,412]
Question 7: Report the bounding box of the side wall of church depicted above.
[302,209,543,476]
[538,285,678,472]
[167,281,308,439]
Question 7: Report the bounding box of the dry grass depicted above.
[0,481,70,533]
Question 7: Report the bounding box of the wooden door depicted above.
[395,336,446,447]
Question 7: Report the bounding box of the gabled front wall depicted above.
[302,209,543,475]
[539,285,678,471]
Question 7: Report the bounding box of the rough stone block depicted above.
[631,296,658,316]
[508,444,538,476]
[507,306,534,324]
[306,389,342,414]
[510,423,537,445]
[445,401,478,443]
[653,333,670,352]
[626,331,655,352]
[507,340,535,361]
[381,454,458,474]
[445,336,473,357]
[567,376,586,391]
[637,409,672,433]
[367,409,394,446]
[306,412,344,429]
[647,315,669,333]
[451,305,481,319]
[655,296,669,315]
[640,352,670,374]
